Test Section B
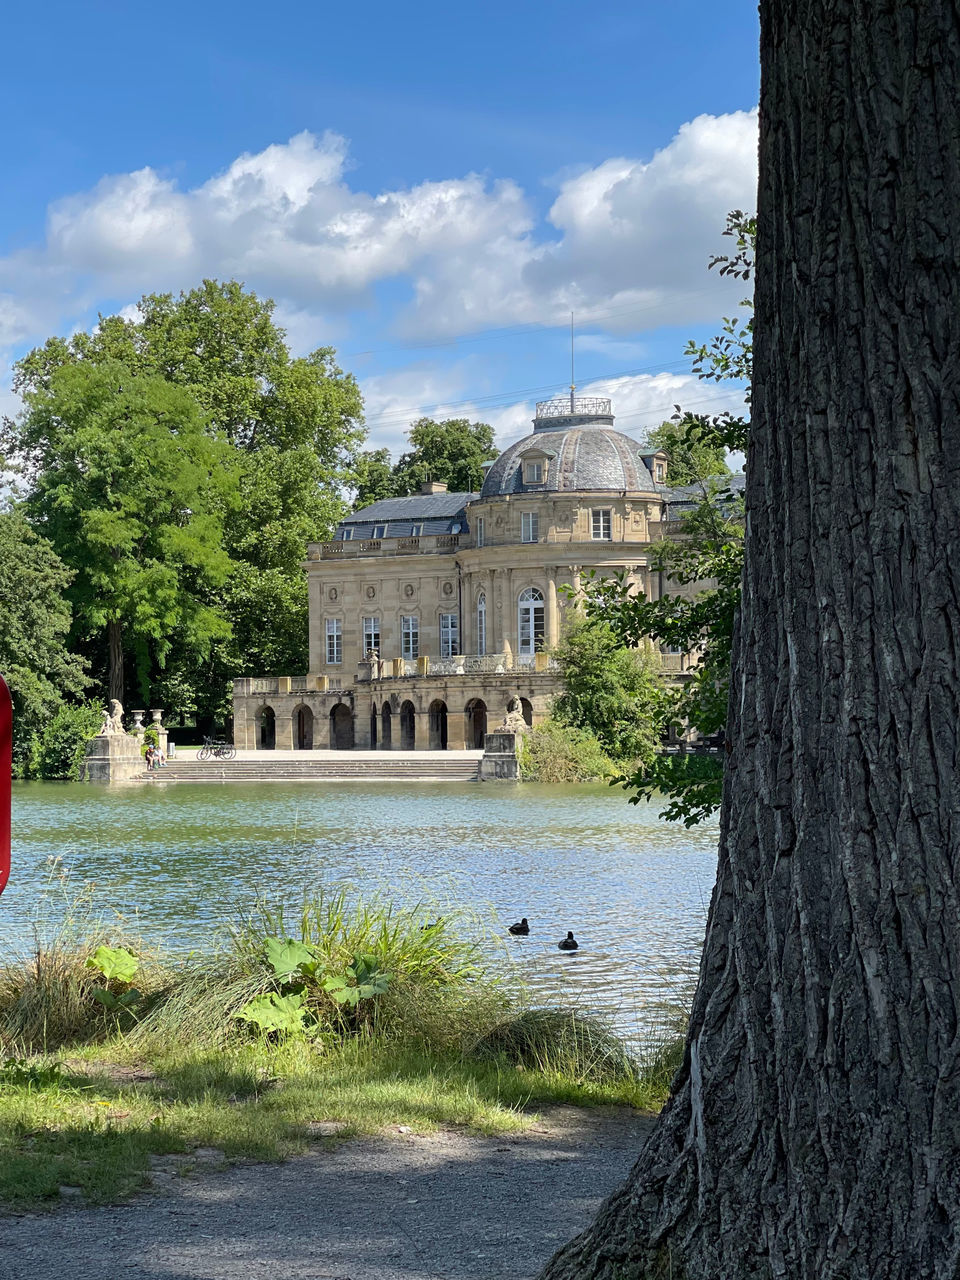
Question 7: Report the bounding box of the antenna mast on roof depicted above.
[569,311,575,412]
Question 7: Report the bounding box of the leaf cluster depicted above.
[235,935,392,1037]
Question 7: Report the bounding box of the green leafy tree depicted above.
[0,508,89,775]
[553,611,665,766]
[644,416,731,487]
[12,281,366,719]
[5,360,235,703]
[391,418,497,496]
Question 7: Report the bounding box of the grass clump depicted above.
[471,1007,638,1083]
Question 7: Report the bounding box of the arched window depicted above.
[518,587,545,656]
[477,591,487,656]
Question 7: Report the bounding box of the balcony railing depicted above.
[357,652,559,681]
[311,533,461,560]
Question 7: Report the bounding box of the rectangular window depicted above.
[401,615,419,660]
[521,511,539,543]
[325,618,342,664]
[524,460,543,484]
[439,613,459,658]
[476,516,485,548]
[339,527,353,541]
[362,616,380,656]
[372,524,386,538]
[410,523,423,537]
[591,508,612,540]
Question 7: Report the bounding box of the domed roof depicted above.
[480,397,658,498]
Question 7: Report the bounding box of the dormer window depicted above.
[524,460,544,484]
[654,462,666,483]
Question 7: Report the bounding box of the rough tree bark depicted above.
[108,619,124,704]
[541,4,960,1278]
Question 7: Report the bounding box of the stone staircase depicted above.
[140,755,481,784]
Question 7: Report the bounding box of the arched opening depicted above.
[400,700,417,751]
[428,699,448,751]
[294,704,314,750]
[518,587,545,655]
[329,703,355,750]
[381,703,393,749]
[369,706,378,749]
[519,697,534,727]
[465,698,487,749]
[259,706,276,750]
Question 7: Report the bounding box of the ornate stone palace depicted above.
[232,395,711,752]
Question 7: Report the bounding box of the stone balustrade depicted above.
[309,533,461,560]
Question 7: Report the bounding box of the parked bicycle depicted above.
[198,737,237,761]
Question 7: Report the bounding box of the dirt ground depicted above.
[0,1107,655,1280]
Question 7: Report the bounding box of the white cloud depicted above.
[0,111,757,353]
[489,370,748,451]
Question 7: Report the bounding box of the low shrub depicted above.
[28,701,103,781]
[518,717,618,782]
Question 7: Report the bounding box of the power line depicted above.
[361,357,699,429]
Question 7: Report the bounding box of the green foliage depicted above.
[354,419,498,508]
[553,610,666,765]
[86,947,139,985]
[322,953,391,1007]
[518,719,617,783]
[352,447,396,509]
[391,417,497,495]
[644,417,731,487]
[0,1057,63,1088]
[0,508,89,775]
[263,937,316,981]
[6,359,235,700]
[30,701,104,781]
[86,946,142,1016]
[235,991,307,1035]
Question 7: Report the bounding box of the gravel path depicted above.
[0,1108,654,1280]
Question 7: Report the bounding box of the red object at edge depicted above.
[0,675,10,897]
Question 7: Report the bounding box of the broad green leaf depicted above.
[263,937,317,979]
[235,991,307,1035]
[86,946,139,984]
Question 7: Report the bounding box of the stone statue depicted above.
[498,697,528,734]
[99,699,126,736]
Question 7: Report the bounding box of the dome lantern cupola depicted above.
[532,395,615,432]
[479,396,659,498]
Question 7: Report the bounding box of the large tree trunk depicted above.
[108,619,124,704]
[541,5,960,1278]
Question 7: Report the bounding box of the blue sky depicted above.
[1,1,760,455]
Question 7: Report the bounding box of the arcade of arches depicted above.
[239,682,544,751]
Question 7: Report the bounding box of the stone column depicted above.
[274,704,294,750]
[546,571,560,650]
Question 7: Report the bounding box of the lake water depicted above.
[3,780,719,1047]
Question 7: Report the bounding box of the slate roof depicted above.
[480,426,658,497]
[336,492,478,540]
